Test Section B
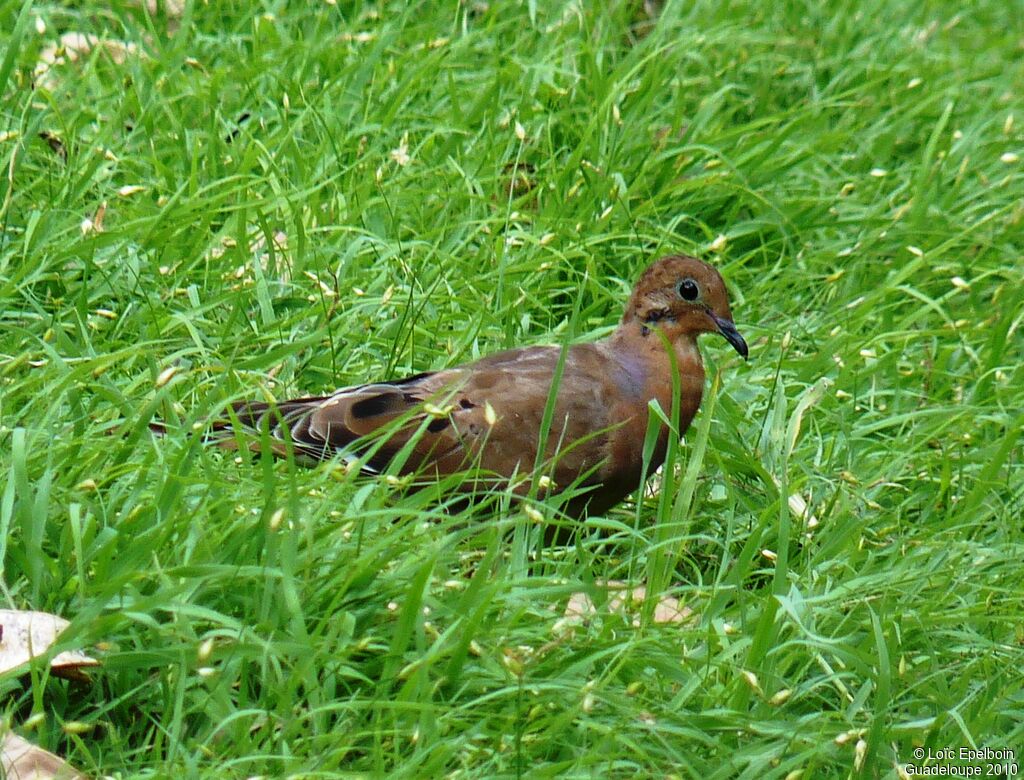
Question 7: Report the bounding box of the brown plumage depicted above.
[182,255,747,516]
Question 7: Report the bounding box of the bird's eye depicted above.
[677,278,700,301]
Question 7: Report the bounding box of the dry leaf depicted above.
[563,591,594,621]
[85,201,107,235]
[0,731,86,780]
[215,230,291,286]
[35,32,140,90]
[137,0,186,17]
[390,134,411,166]
[249,230,290,282]
[249,229,288,256]
[0,610,99,681]
[38,132,66,163]
[627,0,664,42]
[500,161,537,201]
[561,581,694,629]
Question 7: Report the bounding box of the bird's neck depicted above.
[606,325,705,402]
[609,321,703,367]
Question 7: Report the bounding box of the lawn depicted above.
[1,0,1022,776]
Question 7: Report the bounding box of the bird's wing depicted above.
[223,369,469,472]
[221,343,623,484]
[425,343,621,485]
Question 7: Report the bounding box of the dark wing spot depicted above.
[351,393,403,418]
[459,398,476,409]
[427,417,450,433]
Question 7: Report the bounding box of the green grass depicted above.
[2,0,1023,776]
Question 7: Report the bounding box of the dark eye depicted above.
[678,278,700,301]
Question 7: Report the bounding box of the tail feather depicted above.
[225,396,328,431]
[148,369,464,474]
[149,396,333,459]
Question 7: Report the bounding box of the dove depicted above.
[166,255,747,517]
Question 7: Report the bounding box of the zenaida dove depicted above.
[186,255,747,517]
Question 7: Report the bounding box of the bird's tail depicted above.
[149,396,331,458]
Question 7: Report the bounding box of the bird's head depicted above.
[621,255,748,359]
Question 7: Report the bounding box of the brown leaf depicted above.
[500,161,537,201]
[626,0,664,44]
[561,581,694,629]
[35,32,140,90]
[138,0,186,17]
[0,731,86,780]
[80,201,107,236]
[0,610,99,681]
[38,132,66,163]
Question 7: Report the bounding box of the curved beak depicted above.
[710,313,748,360]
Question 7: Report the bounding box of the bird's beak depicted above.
[710,313,748,360]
